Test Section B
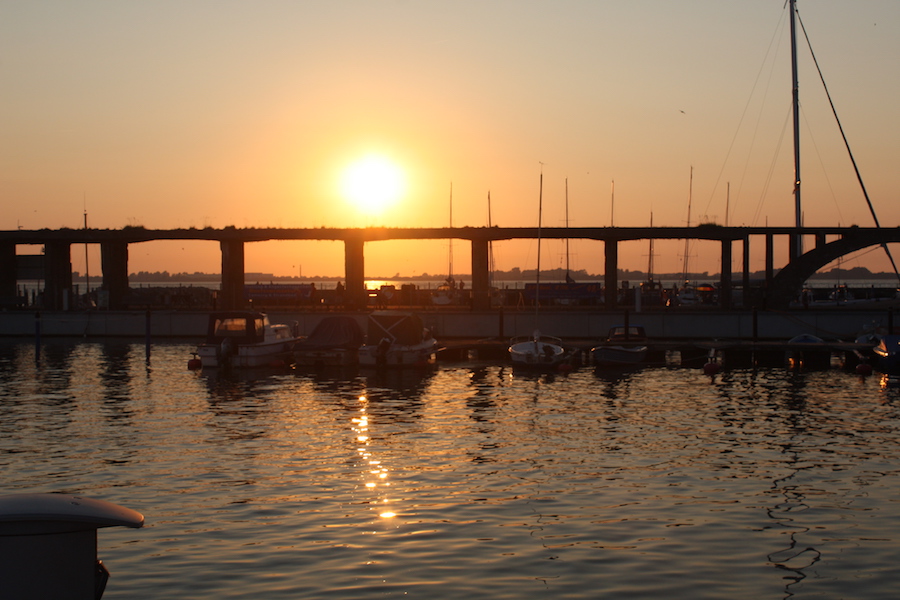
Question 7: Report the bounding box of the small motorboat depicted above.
[509,330,570,369]
[591,325,648,367]
[873,335,900,376]
[196,311,298,369]
[293,315,364,367]
[358,311,440,367]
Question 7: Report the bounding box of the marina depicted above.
[2,339,900,599]
[3,2,899,598]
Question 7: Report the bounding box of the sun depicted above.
[340,155,405,216]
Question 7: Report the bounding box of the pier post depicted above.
[344,237,365,309]
[742,237,751,308]
[43,242,73,311]
[0,243,16,302]
[100,241,129,310]
[470,239,490,311]
[719,239,732,308]
[604,240,618,309]
[220,240,245,310]
[765,234,774,288]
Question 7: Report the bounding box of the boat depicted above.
[431,276,458,306]
[508,167,568,369]
[509,331,570,368]
[358,311,440,367]
[786,333,830,369]
[432,184,459,306]
[293,315,364,367]
[196,311,298,369]
[872,335,900,376]
[591,325,649,366]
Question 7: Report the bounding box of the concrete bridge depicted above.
[2,224,898,311]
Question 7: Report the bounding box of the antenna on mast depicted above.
[83,195,90,299]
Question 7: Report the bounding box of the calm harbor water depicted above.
[2,340,899,599]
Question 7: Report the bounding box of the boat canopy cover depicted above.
[367,312,427,345]
[206,311,268,345]
[608,325,647,341]
[297,316,364,350]
[877,335,900,354]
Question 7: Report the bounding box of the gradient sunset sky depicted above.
[3,1,898,280]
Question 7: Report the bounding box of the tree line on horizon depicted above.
[68,265,896,283]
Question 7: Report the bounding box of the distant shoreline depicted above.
[70,266,900,285]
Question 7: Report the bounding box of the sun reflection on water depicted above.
[351,394,396,521]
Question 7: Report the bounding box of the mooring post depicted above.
[145,309,151,361]
[34,311,41,364]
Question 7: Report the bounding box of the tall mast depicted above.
[681,166,693,283]
[448,182,453,282]
[487,191,494,288]
[790,0,803,255]
[647,212,654,282]
[610,179,615,226]
[535,165,543,324]
[83,207,90,295]
[565,178,570,277]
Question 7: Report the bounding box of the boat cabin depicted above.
[607,325,648,342]
[205,311,289,345]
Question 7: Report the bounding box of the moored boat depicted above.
[358,311,439,368]
[591,325,649,366]
[196,311,298,369]
[509,331,570,369]
[873,335,900,376]
[293,315,364,367]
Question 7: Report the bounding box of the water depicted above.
[2,340,899,599]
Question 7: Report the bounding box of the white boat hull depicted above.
[509,336,569,368]
[592,345,648,366]
[358,340,439,367]
[197,340,294,368]
[294,348,358,367]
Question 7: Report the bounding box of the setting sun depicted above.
[340,155,405,216]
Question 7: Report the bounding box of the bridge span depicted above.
[2,225,897,310]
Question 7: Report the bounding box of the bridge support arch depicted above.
[767,229,899,309]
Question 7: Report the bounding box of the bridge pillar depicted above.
[604,240,618,308]
[0,243,16,301]
[742,237,751,308]
[344,238,365,309]
[470,239,490,311]
[43,242,73,310]
[220,240,245,310]
[719,240,732,308]
[100,242,129,310]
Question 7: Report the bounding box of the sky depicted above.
[2,0,898,281]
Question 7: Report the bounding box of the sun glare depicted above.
[340,155,405,216]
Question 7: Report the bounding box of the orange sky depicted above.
[2,1,898,280]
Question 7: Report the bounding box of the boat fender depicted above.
[856,362,873,376]
[187,353,202,370]
[703,361,720,376]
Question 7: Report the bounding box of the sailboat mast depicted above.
[535,167,543,321]
[565,178,570,276]
[448,182,453,282]
[647,212,654,282]
[790,0,803,255]
[487,191,494,288]
[83,208,89,295]
[681,166,693,282]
